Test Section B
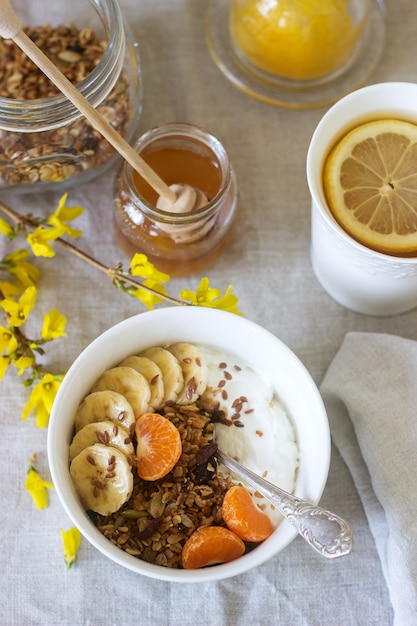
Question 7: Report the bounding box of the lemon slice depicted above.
[323,119,417,256]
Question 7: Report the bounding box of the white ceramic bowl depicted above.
[47,307,330,582]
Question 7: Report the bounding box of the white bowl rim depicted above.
[47,306,330,582]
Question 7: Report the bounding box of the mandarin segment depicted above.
[323,119,417,255]
[135,412,182,481]
[181,525,245,569]
[221,484,273,542]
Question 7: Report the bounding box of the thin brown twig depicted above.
[0,201,188,307]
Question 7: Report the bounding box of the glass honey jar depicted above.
[113,123,238,277]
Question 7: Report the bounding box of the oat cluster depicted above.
[0,24,106,99]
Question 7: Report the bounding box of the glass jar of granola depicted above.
[0,0,142,193]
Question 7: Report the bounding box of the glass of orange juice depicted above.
[306,82,417,316]
[205,0,386,108]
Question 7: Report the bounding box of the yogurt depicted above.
[200,346,299,525]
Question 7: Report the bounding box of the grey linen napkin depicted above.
[320,332,417,626]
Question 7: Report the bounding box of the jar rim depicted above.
[0,0,125,131]
[123,122,233,224]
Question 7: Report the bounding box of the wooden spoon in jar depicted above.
[0,0,207,212]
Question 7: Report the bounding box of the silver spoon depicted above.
[216,449,353,559]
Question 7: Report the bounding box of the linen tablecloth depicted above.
[1,1,416,624]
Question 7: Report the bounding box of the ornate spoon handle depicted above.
[216,450,353,559]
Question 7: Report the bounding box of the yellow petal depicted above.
[13,356,33,375]
[25,467,54,509]
[41,309,67,340]
[0,217,14,236]
[60,527,81,569]
[0,355,10,380]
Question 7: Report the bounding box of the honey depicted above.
[132,148,222,205]
[113,123,237,277]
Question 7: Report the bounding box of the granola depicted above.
[90,401,235,569]
[0,23,131,186]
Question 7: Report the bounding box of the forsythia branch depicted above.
[0,200,187,307]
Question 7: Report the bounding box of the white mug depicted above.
[307,82,417,316]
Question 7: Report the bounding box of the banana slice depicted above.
[139,346,184,404]
[91,366,151,418]
[119,356,165,410]
[69,420,135,461]
[74,390,136,434]
[167,342,208,404]
[70,443,133,516]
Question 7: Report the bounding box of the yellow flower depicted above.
[0,285,37,326]
[60,527,81,570]
[130,279,169,310]
[26,225,64,257]
[25,455,54,509]
[129,253,170,282]
[13,356,33,375]
[180,277,220,306]
[4,249,41,286]
[207,284,243,315]
[47,193,83,238]
[41,309,67,340]
[128,254,171,309]
[0,325,18,354]
[22,372,63,428]
[0,281,20,299]
[0,217,15,237]
[180,278,243,315]
[0,354,10,380]
[52,193,84,223]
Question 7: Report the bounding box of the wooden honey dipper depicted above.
[0,0,207,213]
